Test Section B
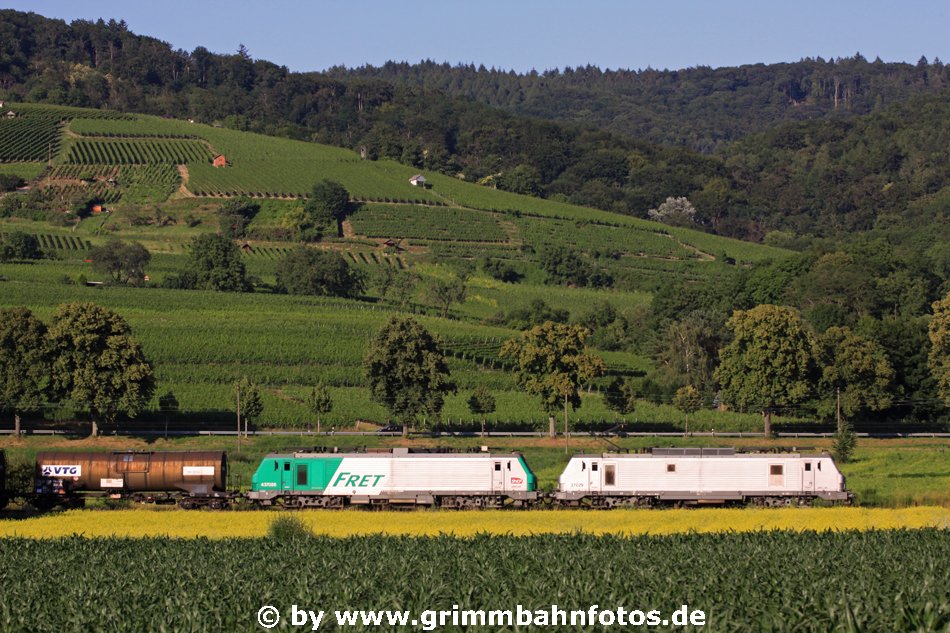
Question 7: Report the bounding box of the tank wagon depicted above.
[34,451,232,509]
[556,448,851,507]
[0,450,7,510]
[248,447,539,509]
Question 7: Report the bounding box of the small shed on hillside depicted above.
[409,174,426,186]
[4,110,17,119]
[213,154,228,168]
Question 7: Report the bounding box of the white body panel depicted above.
[324,454,533,496]
[558,452,847,500]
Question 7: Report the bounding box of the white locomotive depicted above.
[555,448,851,507]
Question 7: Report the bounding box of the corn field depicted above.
[0,530,946,631]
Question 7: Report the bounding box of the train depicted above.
[1,446,852,510]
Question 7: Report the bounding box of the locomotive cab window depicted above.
[817,462,822,470]
[507,461,511,470]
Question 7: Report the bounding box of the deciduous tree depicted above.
[47,303,155,436]
[363,316,455,429]
[276,247,365,298]
[89,239,151,285]
[672,385,703,434]
[816,326,895,427]
[467,386,496,436]
[187,233,251,292]
[714,304,818,436]
[306,383,333,433]
[500,322,605,437]
[603,376,636,417]
[0,231,43,262]
[0,307,49,435]
[305,180,350,237]
[929,292,950,406]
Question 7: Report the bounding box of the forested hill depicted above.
[328,57,950,152]
[1,9,949,245]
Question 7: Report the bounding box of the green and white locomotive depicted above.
[248,447,539,509]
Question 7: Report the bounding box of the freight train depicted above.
[3,446,851,510]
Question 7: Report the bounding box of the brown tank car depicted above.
[35,451,228,496]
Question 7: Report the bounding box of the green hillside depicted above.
[0,103,794,430]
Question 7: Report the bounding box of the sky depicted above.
[5,1,949,73]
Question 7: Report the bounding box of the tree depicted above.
[0,231,43,262]
[375,268,419,310]
[672,385,703,434]
[832,420,857,463]
[234,376,263,437]
[929,292,950,406]
[467,386,496,436]
[539,246,611,288]
[217,197,259,239]
[427,277,467,318]
[0,307,49,436]
[363,316,455,429]
[647,196,698,226]
[816,326,895,427]
[714,305,818,436]
[187,233,251,292]
[603,376,636,417]
[305,180,350,237]
[306,383,333,433]
[47,302,155,436]
[652,312,722,394]
[276,247,365,298]
[500,322,605,437]
[88,239,151,285]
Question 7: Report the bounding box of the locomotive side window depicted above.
[592,463,598,472]
[604,465,616,486]
[296,464,308,486]
[769,464,784,486]
[494,463,501,471]
[283,462,291,471]
[507,461,511,470]
[805,463,812,471]
[667,464,676,472]
[817,462,822,470]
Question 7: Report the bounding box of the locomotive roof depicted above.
[264,447,525,459]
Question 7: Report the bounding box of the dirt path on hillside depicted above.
[341,219,355,238]
[175,164,195,197]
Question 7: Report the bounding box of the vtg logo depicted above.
[42,465,82,478]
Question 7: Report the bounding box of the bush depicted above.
[267,514,312,541]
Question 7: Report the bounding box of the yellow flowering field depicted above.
[1,506,947,538]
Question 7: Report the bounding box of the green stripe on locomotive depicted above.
[251,456,344,493]
[517,455,537,491]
